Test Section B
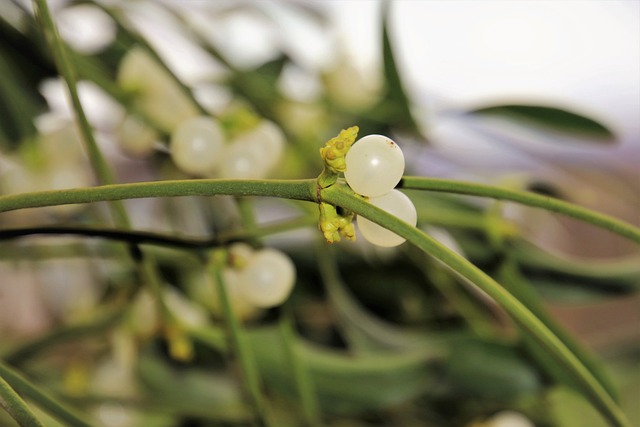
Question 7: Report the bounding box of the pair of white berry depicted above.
[344,135,417,247]
[117,48,285,179]
[118,114,285,179]
[170,117,285,179]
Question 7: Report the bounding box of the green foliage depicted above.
[469,104,615,143]
[0,2,637,427]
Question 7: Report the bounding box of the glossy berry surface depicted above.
[357,190,417,247]
[219,121,285,179]
[344,134,405,197]
[170,116,225,176]
[238,248,296,308]
[117,115,158,157]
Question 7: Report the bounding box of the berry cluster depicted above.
[116,48,285,179]
[344,135,417,247]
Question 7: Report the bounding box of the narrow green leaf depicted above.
[0,362,90,427]
[469,104,615,142]
[379,0,419,133]
[249,327,441,415]
[207,259,273,426]
[496,259,620,402]
[444,338,541,401]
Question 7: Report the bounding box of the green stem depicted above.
[235,196,321,425]
[0,373,44,427]
[400,176,640,245]
[409,251,498,339]
[208,259,272,427]
[33,0,184,337]
[321,183,630,427]
[0,362,91,427]
[278,303,322,427]
[32,0,129,227]
[0,179,317,214]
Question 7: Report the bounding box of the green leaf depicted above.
[444,339,542,401]
[378,0,419,134]
[495,260,620,403]
[137,352,250,421]
[469,104,615,143]
[548,386,610,427]
[248,327,441,415]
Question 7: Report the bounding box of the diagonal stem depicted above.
[321,183,631,427]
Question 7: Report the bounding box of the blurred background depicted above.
[0,1,638,426]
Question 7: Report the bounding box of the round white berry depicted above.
[218,138,264,179]
[218,120,285,179]
[488,411,535,427]
[249,120,286,172]
[238,248,296,308]
[344,134,405,197]
[117,115,158,157]
[118,48,199,133]
[170,116,225,176]
[357,190,417,247]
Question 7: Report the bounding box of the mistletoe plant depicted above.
[0,1,638,427]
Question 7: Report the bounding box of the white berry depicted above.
[117,115,158,157]
[118,48,198,133]
[488,411,535,427]
[237,248,296,308]
[357,190,417,247]
[218,121,285,179]
[248,120,286,172]
[218,138,264,179]
[344,134,405,197]
[170,116,225,176]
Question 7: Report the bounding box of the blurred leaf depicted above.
[0,18,50,146]
[513,242,640,286]
[319,246,436,352]
[548,386,609,427]
[137,350,250,421]
[249,327,442,415]
[231,55,289,121]
[377,0,419,134]
[496,260,620,402]
[443,338,542,401]
[469,104,615,143]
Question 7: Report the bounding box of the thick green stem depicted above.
[33,0,129,227]
[0,373,44,427]
[0,179,317,214]
[400,176,640,244]
[0,362,90,427]
[32,0,181,350]
[278,303,322,427]
[208,259,272,427]
[321,183,630,427]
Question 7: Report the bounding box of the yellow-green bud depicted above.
[319,126,359,173]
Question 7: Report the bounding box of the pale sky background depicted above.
[38,0,640,174]
[328,1,639,124]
